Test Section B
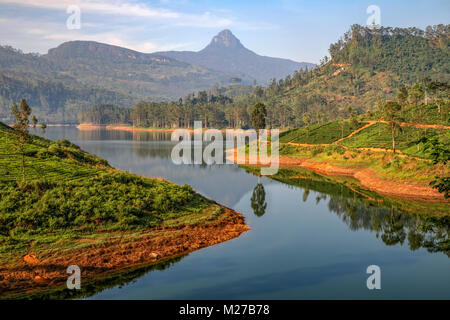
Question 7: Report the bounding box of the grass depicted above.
[363,103,449,126]
[279,141,448,186]
[0,122,224,267]
[280,121,365,144]
[399,103,449,125]
[339,122,448,158]
[0,125,106,182]
[274,118,450,190]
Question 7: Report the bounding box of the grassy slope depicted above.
[339,122,449,158]
[256,26,449,128]
[280,121,365,144]
[277,118,449,188]
[0,123,224,266]
[397,103,450,126]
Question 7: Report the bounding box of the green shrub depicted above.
[311,147,324,156]
[0,172,210,236]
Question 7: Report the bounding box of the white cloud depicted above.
[0,16,192,54]
[1,0,233,27]
[43,30,192,52]
[0,1,235,53]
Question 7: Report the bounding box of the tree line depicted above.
[78,66,317,129]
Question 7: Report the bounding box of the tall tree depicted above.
[302,113,312,137]
[397,85,409,107]
[381,101,403,154]
[428,81,449,115]
[31,115,38,132]
[251,102,267,134]
[409,83,424,106]
[10,98,32,184]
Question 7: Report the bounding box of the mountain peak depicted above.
[206,29,244,49]
[156,29,314,84]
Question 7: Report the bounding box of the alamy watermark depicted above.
[366,5,381,30]
[66,5,81,30]
[67,265,81,290]
[366,265,381,290]
[170,121,279,176]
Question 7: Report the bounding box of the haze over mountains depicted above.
[0,30,313,123]
[157,29,314,84]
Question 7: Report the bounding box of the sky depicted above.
[0,0,448,63]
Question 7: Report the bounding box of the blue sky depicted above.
[0,0,448,63]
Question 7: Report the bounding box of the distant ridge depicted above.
[156,29,315,84]
[0,30,314,122]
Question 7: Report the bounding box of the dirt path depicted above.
[284,120,448,158]
[286,141,414,158]
[365,120,450,130]
[333,122,377,144]
[0,206,250,298]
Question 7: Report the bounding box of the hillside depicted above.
[0,42,232,123]
[0,122,249,297]
[226,113,449,209]
[157,29,314,85]
[82,24,449,130]
[42,41,231,99]
[0,30,313,124]
[0,70,136,124]
[220,24,449,128]
[274,114,450,201]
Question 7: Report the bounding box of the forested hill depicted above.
[3,24,449,126]
[0,42,231,123]
[79,24,449,129]
[253,24,449,125]
[328,24,449,82]
[0,30,313,124]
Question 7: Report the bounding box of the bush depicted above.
[0,172,210,236]
[47,143,64,157]
[311,147,324,156]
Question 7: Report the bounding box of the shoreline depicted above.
[0,205,250,298]
[76,124,285,133]
[77,124,178,132]
[225,147,447,202]
[77,124,215,133]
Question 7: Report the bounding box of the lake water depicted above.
[42,127,449,299]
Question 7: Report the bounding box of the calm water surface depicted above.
[43,127,449,299]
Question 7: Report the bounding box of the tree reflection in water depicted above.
[259,167,449,257]
[327,195,449,257]
[251,182,267,217]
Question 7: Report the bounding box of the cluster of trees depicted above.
[80,67,318,129]
[77,24,448,129]
[328,24,449,81]
[374,78,449,153]
[78,104,130,125]
[371,78,449,198]
[0,71,135,123]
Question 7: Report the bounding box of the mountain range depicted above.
[156,29,314,84]
[0,30,314,123]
